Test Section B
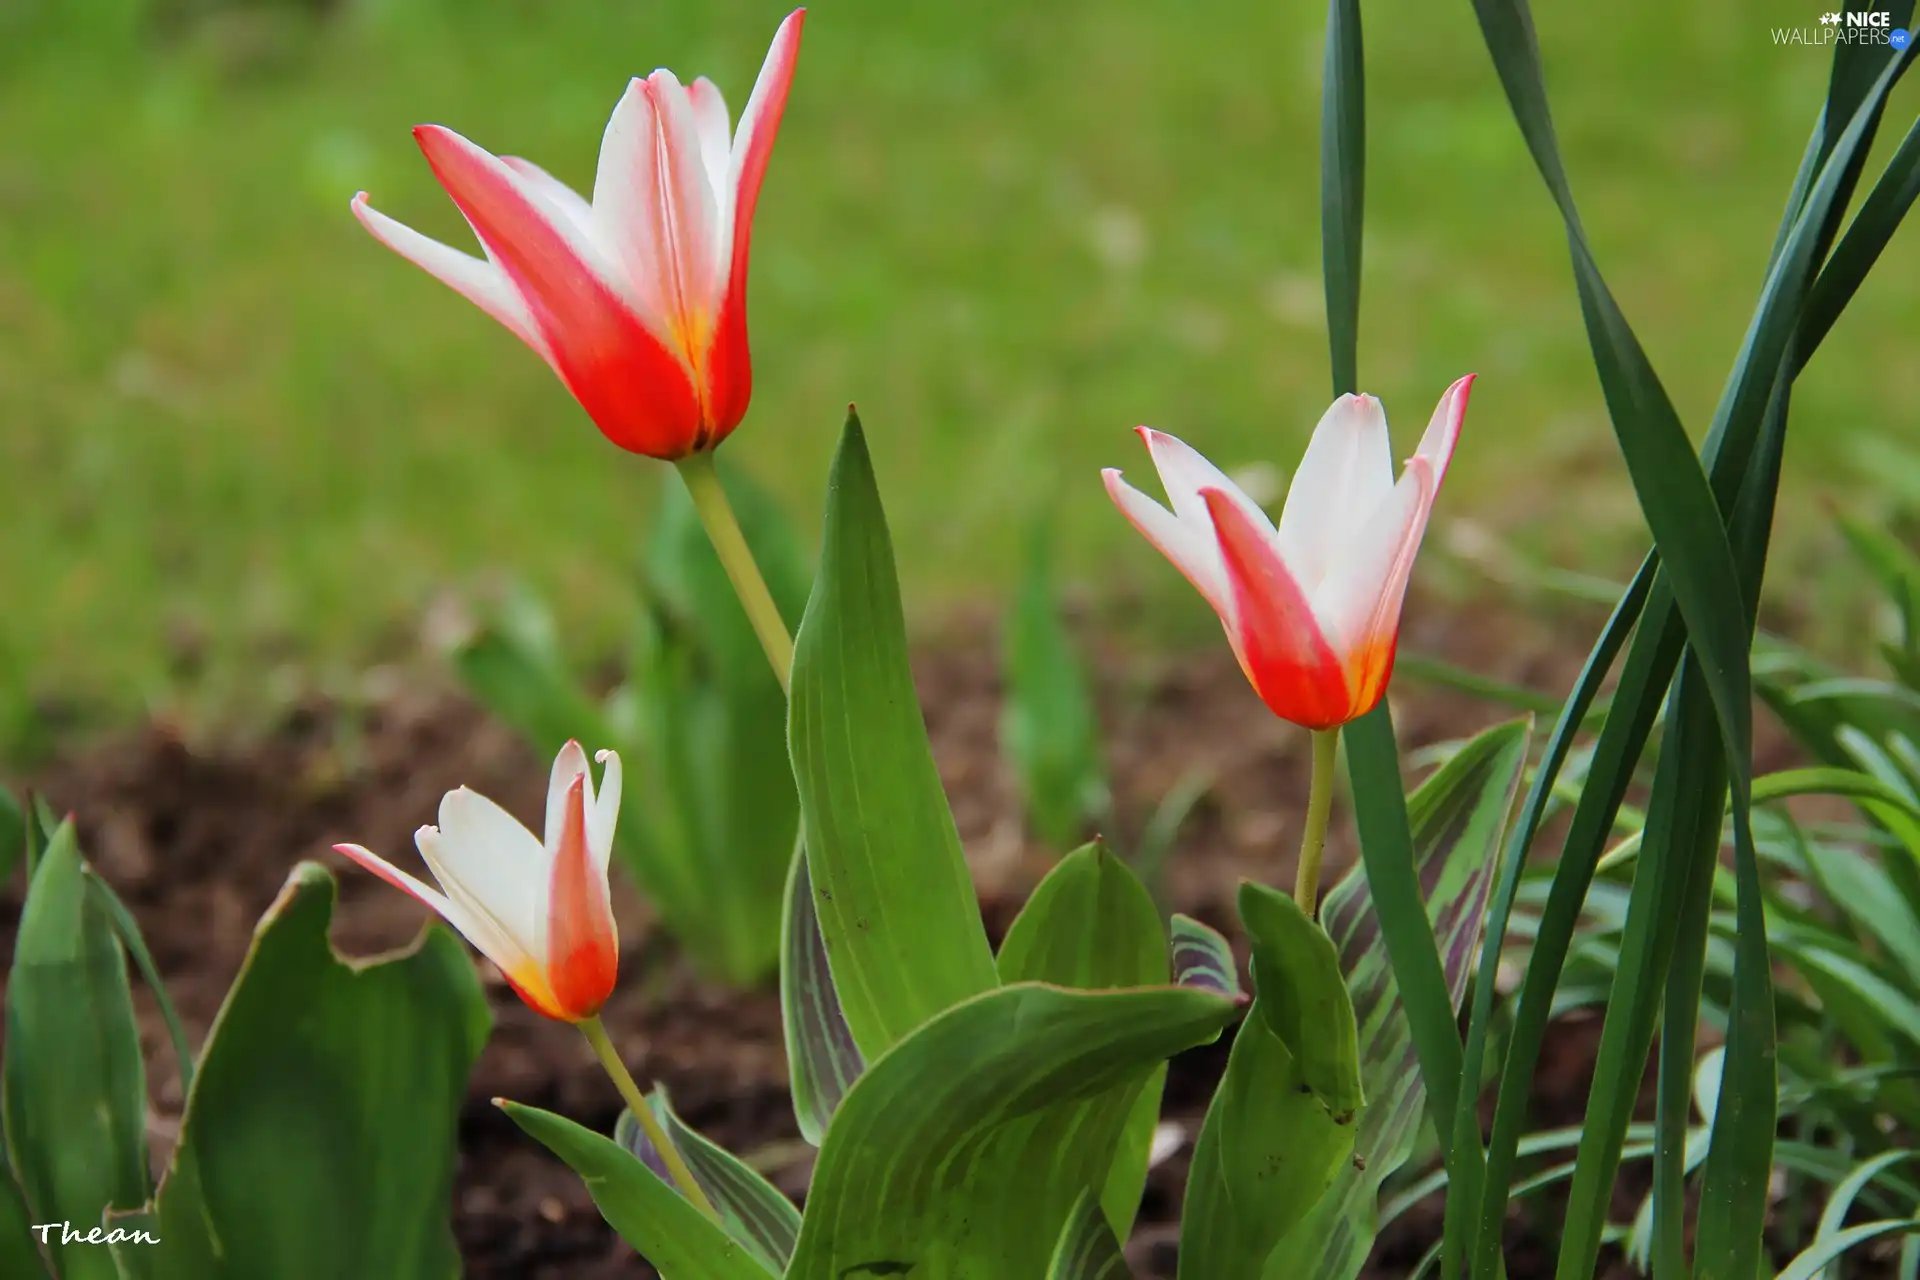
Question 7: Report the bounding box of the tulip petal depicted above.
[1137,427,1276,540]
[590,749,623,874]
[1203,488,1352,729]
[498,156,598,241]
[333,840,557,1013]
[704,7,806,440]
[545,775,619,1019]
[592,72,723,367]
[1103,467,1227,614]
[544,739,592,852]
[428,786,549,959]
[687,77,733,206]
[350,193,550,360]
[1277,393,1394,593]
[1312,458,1435,719]
[414,123,703,456]
[1414,373,1474,487]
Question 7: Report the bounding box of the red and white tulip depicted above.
[352,10,806,460]
[334,741,622,1023]
[1104,375,1474,729]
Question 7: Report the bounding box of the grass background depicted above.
[2,0,1917,752]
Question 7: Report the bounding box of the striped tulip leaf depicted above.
[1170,913,1241,1003]
[1046,1187,1135,1280]
[786,981,1241,1279]
[615,1087,801,1274]
[779,839,863,1146]
[1264,716,1530,1279]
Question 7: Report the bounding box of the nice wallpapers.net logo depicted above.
[1774,9,1915,46]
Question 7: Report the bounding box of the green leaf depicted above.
[1778,1220,1920,1280]
[83,869,195,1101]
[1268,716,1529,1280]
[789,411,999,1059]
[1046,1187,1135,1280]
[504,1102,771,1279]
[2,820,149,1280]
[996,842,1168,1239]
[0,1159,46,1279]
[779,839,863,1146]
[615,1087,801,1273]
[0,784,21,889]
[1001,516,1109,851]
[1812,1150,1920,1280]
[786,981,1241,1279]
[1319,0,1364,397]
[1238,881,1363,1123]
[1178,1010,1353,1279]
[638,461,808,983]
[1169,913,1241,1003]
[110,862,489,1280]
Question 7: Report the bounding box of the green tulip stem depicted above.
[1293,726,1342,916]
[578,1016,718,1221]
[676,451,795,691]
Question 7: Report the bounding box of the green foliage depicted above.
[786,982,1240,1279]
[1001,517,1109,851]
[112,862,489,1280]
[615,1088,802,1274]
[996,842,1168,1239]
[789,412,999,1060]
[2,820,147,1280]
[1239,882,1363,1124]
[454,457,809,987]
[778,839,863,1146]
[1046,1188,1135,1280]
[503,1102,770,1279]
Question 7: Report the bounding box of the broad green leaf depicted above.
[1001,516,1109,851]
[786,981,1241,1279]
[1046,1187,1134,1280]
[2,820,149,1280]
[996,842,1167,1238]
[1179,1011,1352,1280]
[111,862,489,1280]
[789,411,999,1059]
[1169,913,1241,1002]
[0,1159,45,1279]
[1238,882,1362,1123]
[615,1088,801,1273]
[1268,716,1528,1280]
[779,839,862,1146]
[505,1102,771,1279]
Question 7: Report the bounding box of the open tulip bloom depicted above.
[351,9,805,460]
[334,741,621,1023]
[1104,375,1473,732]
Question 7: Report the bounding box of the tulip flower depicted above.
[1103,375,1473,731]
[351,10,806,460]
[334,741,621,1023]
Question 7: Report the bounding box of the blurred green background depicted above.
[2,0,1917,751]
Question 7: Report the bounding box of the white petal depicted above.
[545,740,591,852]
[1137,428,1276,540]
[390,829,544,980]
[1103,468,1228,616]
[590,750,623,874]
[428,787,550,958]
[1414,373,1474,488]
[1311,458,1433,660]
[687,77,733,209]
[1277,393,1394,594]
[498,156,598,241]
[350,193,549,360]
[592,73,724,347]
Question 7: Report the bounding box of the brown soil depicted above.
[0,592,1782,1277]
